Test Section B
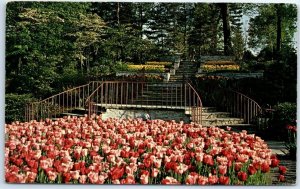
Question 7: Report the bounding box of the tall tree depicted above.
[247,4,297,58]
[190,3,221,56]
[275,4,283,54]
[219,3,232,55]
[6,2,106,97]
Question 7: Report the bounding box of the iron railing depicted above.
[218,89,262,124]
[85,81,203,124]
[25,81,102,121]
[25,81,203,124]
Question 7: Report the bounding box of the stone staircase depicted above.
[167,59,255,129]
[44,56,256,130]
[169,60,198,82]
[133,83,184,106]
[201,107,254,129]
[132,84,253,128]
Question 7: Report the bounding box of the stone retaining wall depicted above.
[101,108,190,123]
[116,72,170,82]
[200,56,235,62]
[196,72,263,79]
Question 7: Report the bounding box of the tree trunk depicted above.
[117,2,120,26]
[276,4,282,55]
[139,4,143,39]
[220,3,232,55]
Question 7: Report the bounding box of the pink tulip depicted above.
[197,176,208,185]
[88,171,99,184]
[151,168,159,178]
[218,165,227,175]
[70,170,80,180]
[185,174,198,185]
[208,174,218,185]
[47,171,57,181]
[26,171,37,183]
[140,174,149,184]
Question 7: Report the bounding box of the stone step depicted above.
[141,90,183,95]
[177,69,196,71]
[134,98,184,103]
[202,118,244,126]
[139,93,184,97]
[214,124,257,134]
[168,77,193,80]
[202,112,231,119]
[202,107,217,112]
[133,100,184,106]
[175,70,196,72]
[60,112,85,117]
[204,123,254,129]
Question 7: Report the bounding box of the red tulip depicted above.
[211,168,217,175]
[271,158,280,167]
[73,162,81,170]
[271,154,277,159]
[237,171,248,181]
[279,166,287,175]
[253,162,261,170]
[278,174,285,182]
[143,158,152,168]
[219,176,230,185]
[218,165,227,175]
[110,166,125,180]
[234,162,243,172]
[121,150,129,158]
[203,154,214,166]
[248,165,257,175]
[208,175,218,185]
[261,162,270,173]
[161,179,171,184]
[26,171,37,183]
[197,176,208,185]
[89,150,98,157]
[63,172,71,183]
[6,173,18,183]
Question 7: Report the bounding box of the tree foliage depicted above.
[247,4,297,54]
[5,2,297,122]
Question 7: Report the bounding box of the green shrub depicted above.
[269,102,296,140]
[285,125,296,159]
[5,93,36,123]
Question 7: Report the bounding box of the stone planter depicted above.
[116,72,170,82]
[170,68,176,75]
[163,73,170,82]
[174,62,180,69]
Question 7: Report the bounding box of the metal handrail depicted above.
[25,80,203,124]
[85,81,203,124]
[25,81,102,121]
[221,88,262,124]
[186,82,203,124]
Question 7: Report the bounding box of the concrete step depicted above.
[202,112,231,119]
[213,124,256,134]
[202,107,217,112]
[133,100,184,106]
[139,93,184,97]
[204,123,254,129]
[202,118,244,126]
[60,112,85,117]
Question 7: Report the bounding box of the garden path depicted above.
[266,141,297,185]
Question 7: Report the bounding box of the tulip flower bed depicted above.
[5,116,287,184]
[202,64,240,72]
[145,61,173,67]
[127,65,165,73]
